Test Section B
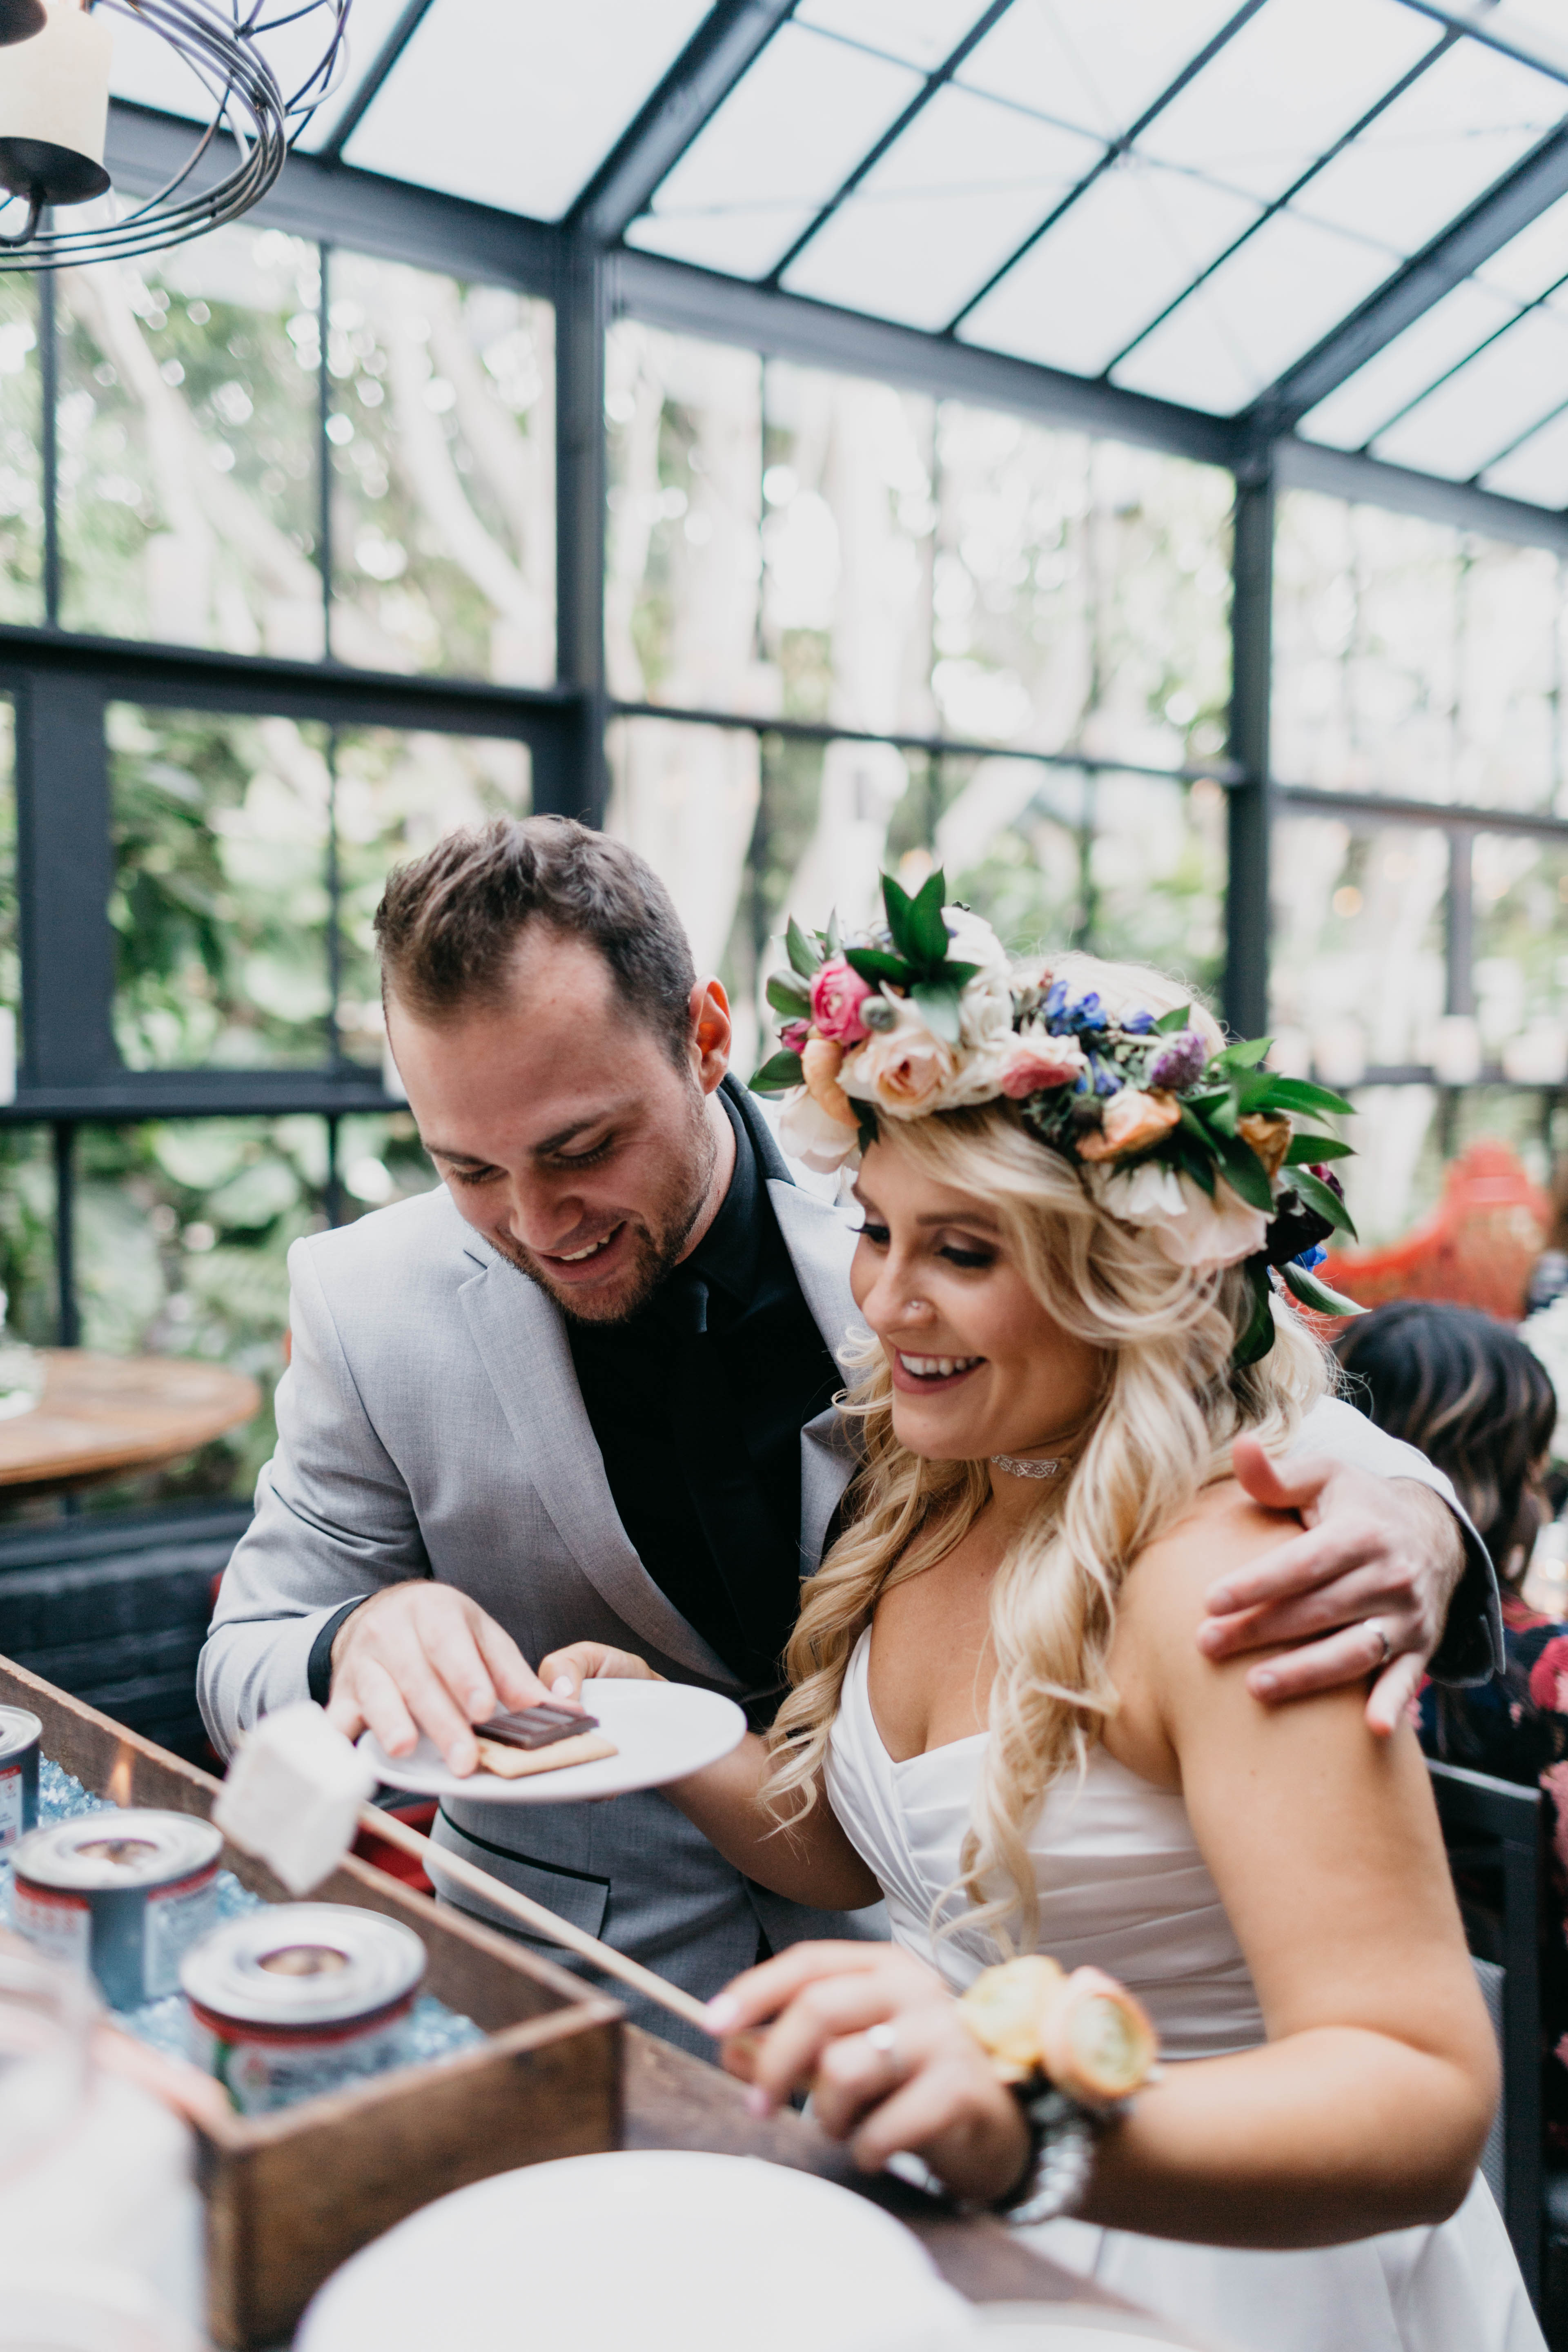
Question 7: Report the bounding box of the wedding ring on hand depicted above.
[1365,1618,1392,1667]
[864,2021,900,2068]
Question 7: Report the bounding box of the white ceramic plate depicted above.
[358,1677,747,1804]
[297,2149,972,2352]
[976,2308,1203,2348]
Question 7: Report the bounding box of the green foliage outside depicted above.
[111,707,332,1069]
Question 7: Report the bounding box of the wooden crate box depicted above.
[0,1653,623,2350]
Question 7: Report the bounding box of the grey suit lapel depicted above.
[458,1245,738,1684]
[766,1177,863,1572]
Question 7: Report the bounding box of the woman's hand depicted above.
[535,1640,666,1700]
[705,1942,1029,2207]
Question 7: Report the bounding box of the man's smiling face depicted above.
[388,925,728,1324]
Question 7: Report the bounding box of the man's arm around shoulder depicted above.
[1199,1394,1500,1737]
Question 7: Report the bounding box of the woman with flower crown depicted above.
[541,877,1541,2352]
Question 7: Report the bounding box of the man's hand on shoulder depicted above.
[1196,1433,1466,1738]
[325,1584,553,1775]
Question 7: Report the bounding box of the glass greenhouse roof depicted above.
[107,0,1568,509]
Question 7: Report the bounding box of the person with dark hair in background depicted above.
[1334,1300,1568,2147]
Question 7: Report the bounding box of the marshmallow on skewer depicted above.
[214,1702,376,1895]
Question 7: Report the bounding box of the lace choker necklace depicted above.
[989,1453,1063,1480]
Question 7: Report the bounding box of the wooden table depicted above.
[626,2030,1208,2343]
[0,1350,261,1495]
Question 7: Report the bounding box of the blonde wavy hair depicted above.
[766,952,1330,1948]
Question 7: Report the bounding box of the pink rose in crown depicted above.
[810,956,875,1046]
[779,1018,811,1054]
[998,1033,1088,1099]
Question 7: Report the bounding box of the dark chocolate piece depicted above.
[473,1702,600,1751]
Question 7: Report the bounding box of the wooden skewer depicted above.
[357,1804,716,2037]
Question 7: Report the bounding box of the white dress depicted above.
[824,1629,1544,2352]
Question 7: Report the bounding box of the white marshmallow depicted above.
[213,1702,377,1897]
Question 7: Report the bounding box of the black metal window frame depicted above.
[2,92,1568,1345]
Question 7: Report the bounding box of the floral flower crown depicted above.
[751,869,1363,1365]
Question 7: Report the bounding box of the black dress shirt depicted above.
[567,1077,843,1705]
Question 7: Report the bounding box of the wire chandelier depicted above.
[0,0,352,269]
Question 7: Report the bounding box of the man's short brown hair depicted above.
[374,815,697,1060]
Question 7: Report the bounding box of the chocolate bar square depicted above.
[472,1702,601,1751]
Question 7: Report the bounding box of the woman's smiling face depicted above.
[849,1134,1103,1463]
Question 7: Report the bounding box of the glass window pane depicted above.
[0,277,39,626]
[108,0,378,131]
[957,0,1250,143]
[795,0,988,71]
[327,253,555,684]
[58,230,324,655]
[958,159,1259,376]
[1112,209,1396,415]
[607,714,765,987]
[781,85,1101,332]
[291,0,429,151]
[1478,3,1568,70]
[933,411,1233,765]
[1136,0,1437,203]
[940,753,1086,908]
[333,727,532,1069]
[0,1127,54,1355]
[1297,280,1520,453]
[343,0,714,222]
[1371,305,1568,481]
[605,325,767,717]
[109,707,332,1070]
[109,4,243,118]
[1325,1082,1556,1264]
[1300,41,1562,259]
[1473,832,1568,1065]
[1273,490,1568,814]
[1481,405,1568,505]
[934,756,1090,954]
[626,22,923,280]
[1089,771,1227,991]
[761,359,935,733]
[1270,814,1449,1077]
[1477,187,1568,305]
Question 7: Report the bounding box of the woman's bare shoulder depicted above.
[1121,1476,1295,1638]
[1109,1476,1342,1785]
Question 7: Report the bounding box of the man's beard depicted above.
[492,1098,718,1326]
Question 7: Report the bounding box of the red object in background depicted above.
[353,1801,437,1894]
[1316,1140,1550,1325]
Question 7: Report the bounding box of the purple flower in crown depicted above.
[1122,1009,1155,1036]
[1148,1028,1208,1091]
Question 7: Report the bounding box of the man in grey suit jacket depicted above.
[200,820,1492,2053]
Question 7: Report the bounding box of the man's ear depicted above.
[690,977,732,1093]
